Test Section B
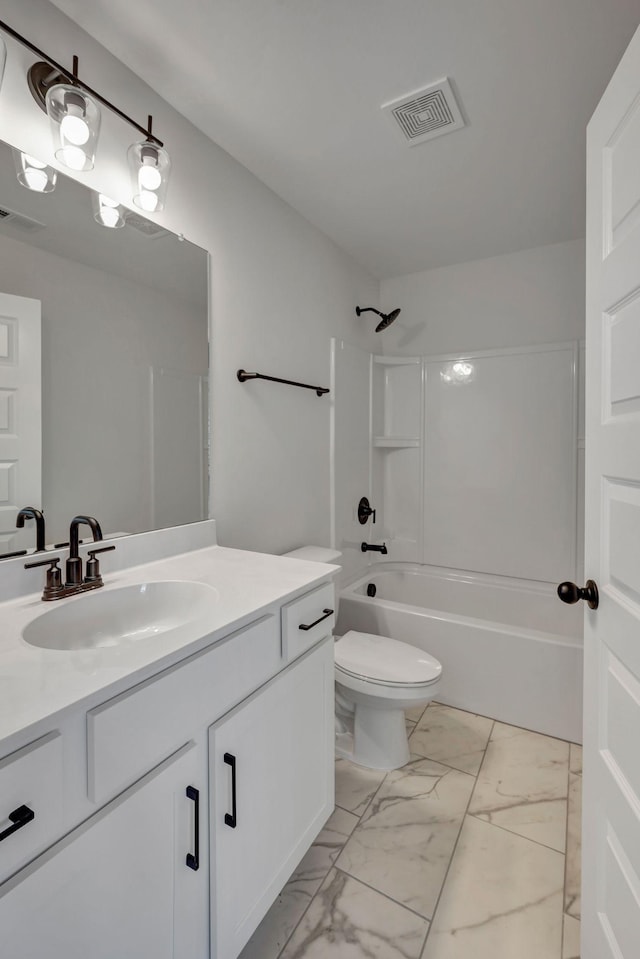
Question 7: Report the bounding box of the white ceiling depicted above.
[50,0,640,279]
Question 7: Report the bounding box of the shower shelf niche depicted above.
[371,355,424,564]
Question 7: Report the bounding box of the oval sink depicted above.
[22,581,219,651]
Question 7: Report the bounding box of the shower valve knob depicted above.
[358,497,376,525]
[557,580,599,610]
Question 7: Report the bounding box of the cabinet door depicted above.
[210,637,334,959]
[0,741,207,959]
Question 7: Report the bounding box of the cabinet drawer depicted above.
[281,582,335,661]
[88,614,280,805]
[0,731,63,885]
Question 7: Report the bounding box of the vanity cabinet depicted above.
[0,575,335,959]
[0,740,206,959]
[210,638,334,959]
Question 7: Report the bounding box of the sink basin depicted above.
[22,581,219,651]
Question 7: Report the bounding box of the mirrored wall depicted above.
[0,139,209,554]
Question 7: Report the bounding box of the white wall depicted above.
[380,239,585,355]
[0,233,206,545]
[0,0,379,555]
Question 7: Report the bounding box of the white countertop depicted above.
[0,544,337,753]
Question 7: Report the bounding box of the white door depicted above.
[583,23,640,958]
[0,292,41,554]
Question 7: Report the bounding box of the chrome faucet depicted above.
[16,507,46,552]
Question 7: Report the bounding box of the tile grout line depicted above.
[274,756,401,959]
[332,865,435,925]
[465,811,568,856]
[272,825,358,959]
[419,719,496,957]
[279,708,576,959]
[434,702,581,748]
[408,702,494,777]
[277,708,432,959]
[280,704,574,959]
[405,748,489,778]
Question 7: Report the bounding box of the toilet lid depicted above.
[334,631,442,686]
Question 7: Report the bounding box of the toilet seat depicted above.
[334,630,442,688]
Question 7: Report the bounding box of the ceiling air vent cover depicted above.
[0,205,46,232]
[124,211,171,240]
[382,77,465,146]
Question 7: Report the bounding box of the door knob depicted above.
[557,580,599,610]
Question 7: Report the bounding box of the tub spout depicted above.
[361,542,387,554]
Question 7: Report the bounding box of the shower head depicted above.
[355,305,401,332]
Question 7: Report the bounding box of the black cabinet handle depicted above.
[224,753,237,828]
[0,804,35,842]
[185,786,199,871]
[298,608,334,631]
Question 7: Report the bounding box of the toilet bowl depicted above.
[334,630,441,770]
[283,546,443,771]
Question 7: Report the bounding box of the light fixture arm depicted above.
[0,18,164,148]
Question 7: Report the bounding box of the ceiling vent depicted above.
[124,210,171,240]
[382,77,465,146]
[0,204,46,232]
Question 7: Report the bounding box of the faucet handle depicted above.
[24,556,61,570]
[84,545,116,584]
[24,557,64,600]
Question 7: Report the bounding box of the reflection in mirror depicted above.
[0,140,209,555]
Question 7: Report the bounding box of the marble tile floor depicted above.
[240,702,582,959]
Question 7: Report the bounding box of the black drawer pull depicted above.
[224,753,237,829]
[299,608,334,631]
[0,804,35,842]
[185,786,199,871]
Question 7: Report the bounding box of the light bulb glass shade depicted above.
[128,139,170,212]
[45,83,101,172]
[12,149,58,193]
[91,191,126,229]
[0,36,6,92]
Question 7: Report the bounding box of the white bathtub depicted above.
[336,563,583,743]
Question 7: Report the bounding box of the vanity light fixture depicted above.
[12,149,57,193]
[128,119,171,212]
[91,191,126,229]
[45,74,101,172]
[0,19,170,209]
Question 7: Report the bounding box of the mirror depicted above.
[0,139,209,555]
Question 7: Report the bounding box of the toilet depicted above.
[283,546,442,771]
